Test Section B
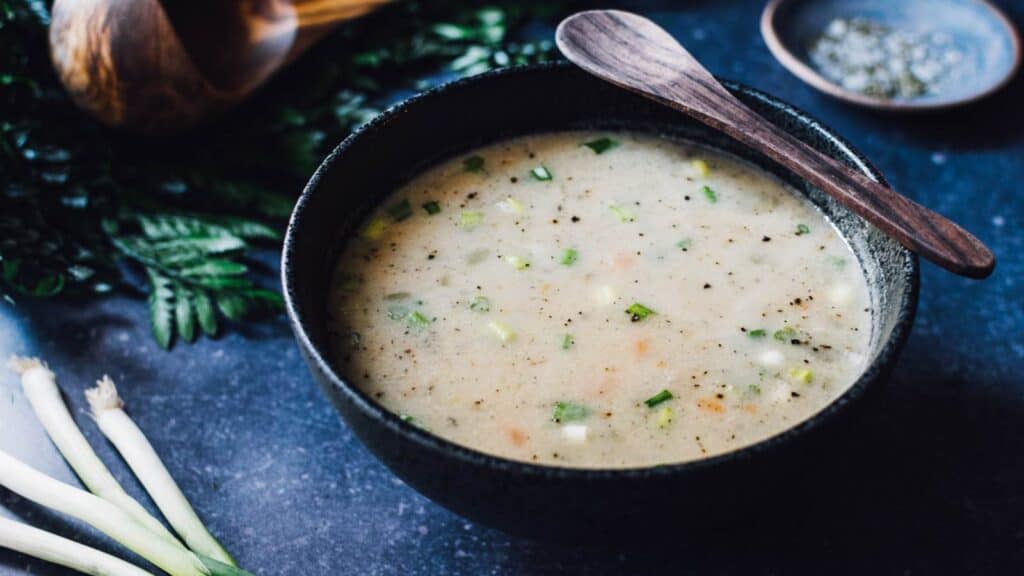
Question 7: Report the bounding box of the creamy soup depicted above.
[328,131,872,469]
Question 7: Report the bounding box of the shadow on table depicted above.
[506,374,1024,574]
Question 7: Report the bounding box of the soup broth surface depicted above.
[329,132,872,468]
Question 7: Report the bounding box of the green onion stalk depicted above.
[0,516,156,576]
[0,450,209,575]
[87,377,236,567]
[7,357,179,545]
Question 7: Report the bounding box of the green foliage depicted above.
[0,0,570,347]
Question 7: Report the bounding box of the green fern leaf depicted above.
[147,270,175,349]
[179,260,248,277]
[217,217,281,241]
[193,289,218,337]
[174,282,196,343]
[216,293,249,321]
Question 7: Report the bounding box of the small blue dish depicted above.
[762,0,1021,110]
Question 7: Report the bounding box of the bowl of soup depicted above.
[282,62,918,539]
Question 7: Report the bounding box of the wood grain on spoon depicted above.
[49,0,389,134]
[556,10,995,279]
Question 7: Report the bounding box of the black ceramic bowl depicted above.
[282,62,919,540]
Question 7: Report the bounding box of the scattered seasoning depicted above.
[553,401,590,423]
[531,166,553,181]
[702,185,717,203]
[469,296,491,313]
[458,211,484,230]
[796,223,811,235]
[809,17,964,100]
[676,238,692,251]
[644,389,674,408]
[463,155,485,173]
[560,248,579,266]
[762,236,772,242]
[386,198,413,221]
[747,329,767,339]
[626,302,656,322]
[422,201,442,215]
[582,137,620,154]
[609,204,636,222]
[561,334,575,350]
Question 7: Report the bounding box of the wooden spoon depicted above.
[49,0,389,134]
[556,10,995,279]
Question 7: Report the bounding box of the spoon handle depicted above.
[557,10,995,278]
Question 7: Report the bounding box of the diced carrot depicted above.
[506,427,527,447]
[742,404,758,414]
[612,253,634,270]
[633,338,650,358]
[697,398,726,414]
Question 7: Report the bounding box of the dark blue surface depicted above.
[2,1,1022,574]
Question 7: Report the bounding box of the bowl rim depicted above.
[760,0,1023,111]
[282,61,920,480]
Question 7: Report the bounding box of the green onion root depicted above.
[6,357,180,546]
[0,450,208,576]
[87,377,236,567]
[0,515,155,576]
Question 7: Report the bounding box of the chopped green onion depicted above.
[789,367,813,384]
[422,201,441,215]
[748,384,762,395]
[458,211,483,230]
[561,334,575,350]
[530,166,552,181]
[747,329,767,339]
[463,155,485,173]
[676,238,692,251]
[626,302,656,322]
[560,248,579,266]
[795,223,810,235]
[644,389,673,408]
[387,304,410,320]
[827,255,847,269]
[337,274,361,293]
[386,199,413,222]
[656,406,674,428]
[384,292,410,301]
[552,401,589,423]
[487,321,516,343]
[86,378,237,567]
[582,137,619,154]
[469,296,491,313]
[406,310,431,327]
[609,204,636,222]
[400,413,415,424]
[773,326,798,342]
[504,255,530,270]
[496,196,524,214]
[702,185,717,203]
[361,216,388,240]
[692,158,710,177]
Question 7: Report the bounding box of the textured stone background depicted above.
[2,1,1022,574]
